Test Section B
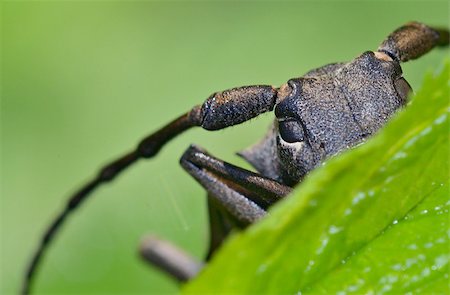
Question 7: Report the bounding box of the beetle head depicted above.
[273,51,411,184]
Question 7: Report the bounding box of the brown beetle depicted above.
[23,22,449,294]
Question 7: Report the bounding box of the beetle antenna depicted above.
[378,22,450,62]
[24,83,279,293]
[22,108,203,294]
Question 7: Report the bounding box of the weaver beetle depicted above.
[23,22,449,293]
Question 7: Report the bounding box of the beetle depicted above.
[23,22,449,294]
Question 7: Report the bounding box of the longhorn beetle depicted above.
[23,22,449,293]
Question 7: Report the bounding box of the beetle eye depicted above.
[394,77,412,103]
[278,120,304,143]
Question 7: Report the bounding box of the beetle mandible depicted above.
[23,21,449,294]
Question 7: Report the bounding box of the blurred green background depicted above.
[1,1,448,294]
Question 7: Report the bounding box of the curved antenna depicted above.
[22,109,202,295]
[22,84,278,294]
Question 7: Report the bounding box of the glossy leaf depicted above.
[183,62,450,294]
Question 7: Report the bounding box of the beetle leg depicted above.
[205,196,235,259]
[139,235,203,283]
[138,195,243,283]
[138,198,232,282]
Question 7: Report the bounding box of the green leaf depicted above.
[183,61,450,294]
